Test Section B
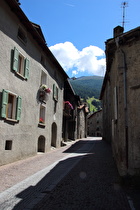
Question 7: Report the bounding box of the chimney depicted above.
[113,26,124,38]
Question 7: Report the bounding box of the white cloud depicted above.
[72,70,78,76]
[49,41,106,76]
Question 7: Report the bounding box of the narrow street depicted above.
[0,137,136,210]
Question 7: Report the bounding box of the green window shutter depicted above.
[53,84,56,100]
[1,89,8,118]
[16,96,22,121]
[24,58,30,79]
[53,84,58,101]
[13,47,19,72]
[56,87,58,101]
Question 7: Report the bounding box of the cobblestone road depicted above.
[33,138,131,210]
[0,137,138,210]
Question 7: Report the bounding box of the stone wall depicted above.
[88,110,102,137]
[100,26,140,176]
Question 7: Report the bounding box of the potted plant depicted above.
[39,117,44,124]
[38,84,51,103]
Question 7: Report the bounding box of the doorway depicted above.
[51,122,57,147]
[38,135,45,152]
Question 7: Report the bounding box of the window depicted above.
[53,84,58,101]
[5,140,12,150]
[1,89,22,121]
[39,105,46,125]
[7,94,16,119]
[41,71,47,85]
[13,47,29,79]
[38,71,48,104]
[38,72,47,125]
[18,54,25,75]
[18,27,27,44]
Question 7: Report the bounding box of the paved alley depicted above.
[0,137,136,209]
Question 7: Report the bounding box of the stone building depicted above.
[63,80,89,141]
[0,0,68,165]
[63,80,79,141]
[77,103,89,139]
[100,26,140,177]
[87,109,102,137]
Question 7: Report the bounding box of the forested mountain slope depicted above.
[69,76,104,112]
[69,76,103,99]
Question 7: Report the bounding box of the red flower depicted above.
[45,88,51,94]
[39,118,44,123]
[64,101,73,109]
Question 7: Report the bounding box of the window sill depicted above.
[38,123,46,128]
[6,118,18,123]
[16,72,26,80]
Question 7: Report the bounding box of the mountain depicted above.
[69,76,104,100]
[69,76,104,112]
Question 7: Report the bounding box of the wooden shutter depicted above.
[13,47,19,71]
[24,58,30,79]
[53,84,56,100]
[1,89,8,118]
[56,86,58,101]
[16,96,22,121]
[53,84,58,101]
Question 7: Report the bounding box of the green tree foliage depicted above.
[86,97,102,113]
[69,76,103,99]
[69,76,103,112]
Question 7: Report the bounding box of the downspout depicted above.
[116,38,129,170]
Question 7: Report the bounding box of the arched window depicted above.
[51,123,57,147]
[37,135,45,152]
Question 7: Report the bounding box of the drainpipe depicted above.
[115,37,129,170]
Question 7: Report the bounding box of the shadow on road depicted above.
[63,138,102,154]
[12,139,97,209]
[9,138,133,210]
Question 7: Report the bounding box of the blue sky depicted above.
[20,0,140,78]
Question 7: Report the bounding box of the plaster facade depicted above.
[0,0,68,165]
